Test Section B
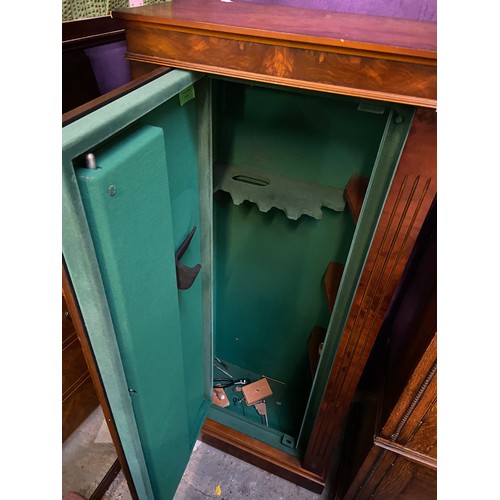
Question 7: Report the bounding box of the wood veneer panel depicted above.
[344,442,436,499]
[62,293,99,442]
[62,332,93,398]
[129,60,164,79]
[120,26,436,107]
[302,108,437,477]
[403,400,437,459]
[62,66,171,126]
[62,295,75,342]
[380,334,437,453]
[112,0,436,107]
[345,175,369,224]
[63,16,125,51]
[342,336,437,498]
[370,452,436,499]
[113,0,436,56]
[62,374,100,442]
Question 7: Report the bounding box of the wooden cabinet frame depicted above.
[63,1,436,495]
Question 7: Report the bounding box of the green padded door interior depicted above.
[76,122,201,499]
[63,69,209,499]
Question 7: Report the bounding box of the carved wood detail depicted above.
[373,437,437,470]
[344,334,437,499]
[389,362,437,442]
[346,446,436,499]
[380,333,438,455]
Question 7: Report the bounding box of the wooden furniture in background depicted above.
[62,16,129,114]
[62,287,99,442]
[343,333,437,500]
[113,0,436,107]
[335,198,437,499]
[344,176,370,225]
[62,264,138,499]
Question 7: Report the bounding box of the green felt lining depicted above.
[211,80,389,439]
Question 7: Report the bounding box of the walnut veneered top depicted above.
[112,0,436,60]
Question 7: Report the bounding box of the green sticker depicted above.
[179,85,195,106]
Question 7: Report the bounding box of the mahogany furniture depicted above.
[62,1,436,497]
[345,335,437,499]
[336,201,437,498]
[62,263,136,498]
[114,0,436,107]
[62,16,130,113]
[62,284,100,442]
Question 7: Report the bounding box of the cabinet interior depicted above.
[69,72,399,470]
[209,79,389,449]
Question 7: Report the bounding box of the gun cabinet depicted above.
[62,1,436,498]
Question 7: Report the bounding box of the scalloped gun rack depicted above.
[213,163,346,220]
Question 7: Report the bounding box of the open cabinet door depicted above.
[62,69,212,499]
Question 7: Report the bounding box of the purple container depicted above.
[236,0,436,22]
[84,40,132,96]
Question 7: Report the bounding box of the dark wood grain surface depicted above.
[63,16,125,51]
[62,265,139,500]
[113,0,436,56]
[345,175,370,224]
[62,66,171,126]
[344,334,437,499]
[302,108,437,478]
[112,0,436,106]
[62,292,99,442]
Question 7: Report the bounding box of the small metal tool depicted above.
[233,378,250,386]
[261,374,286,385]
[214,357,230,370]
[233,396,245,406]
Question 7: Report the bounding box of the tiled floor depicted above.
[62,407,332,499]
